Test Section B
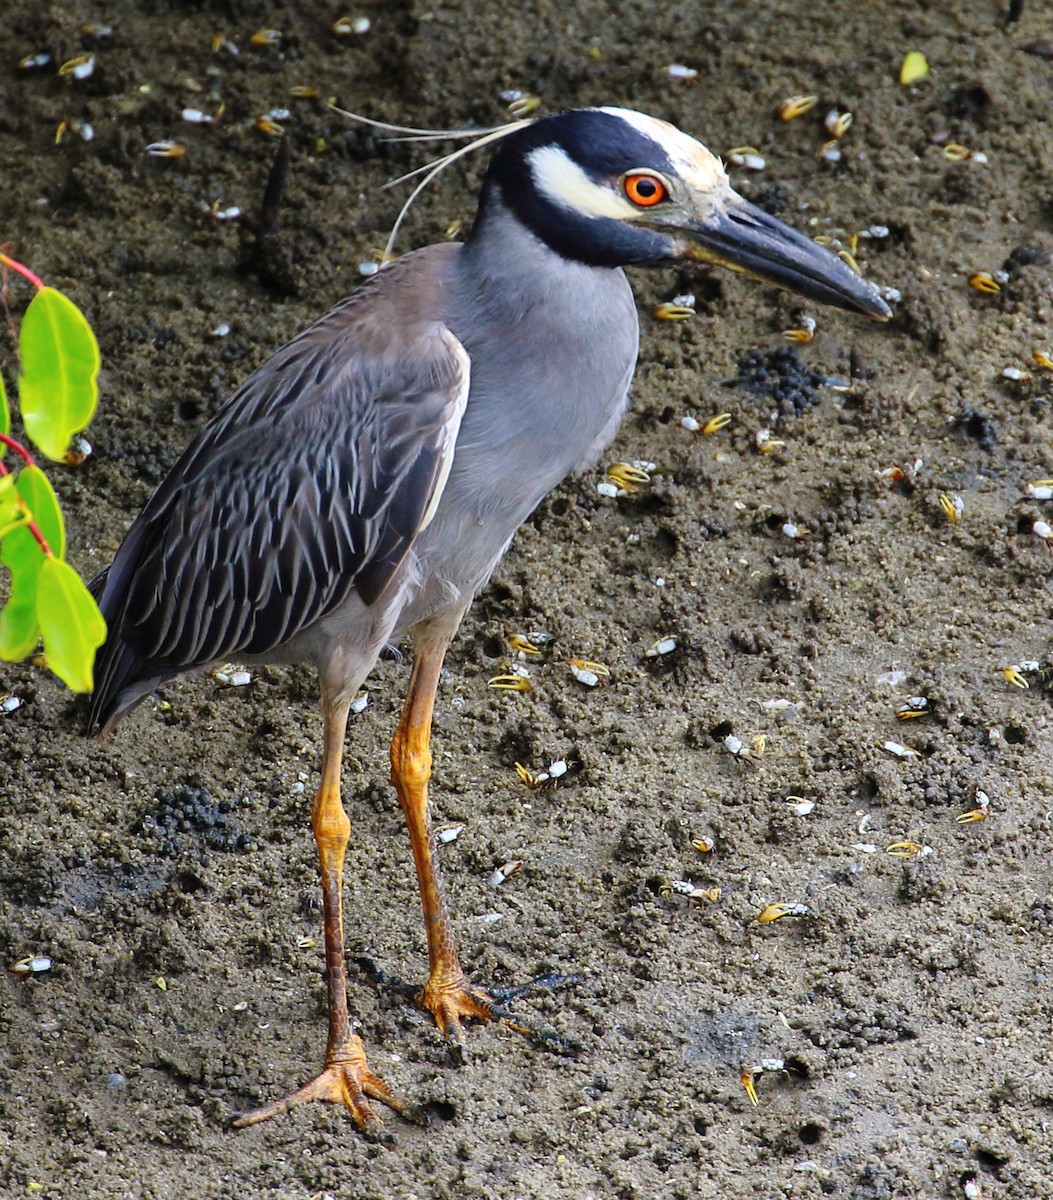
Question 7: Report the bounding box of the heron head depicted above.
[480,106,891,321]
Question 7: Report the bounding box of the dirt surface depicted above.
[2,1,1052,1197]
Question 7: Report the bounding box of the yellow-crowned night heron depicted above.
[89,107,890,1134]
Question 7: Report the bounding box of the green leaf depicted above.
[0,467,66,662]
[0,474,22,532]
[15,465,65,559]
[36,556,106,693]
[19,287,100,462]
[0,369,9,438]
[0,526,44,661]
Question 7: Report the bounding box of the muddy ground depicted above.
[1,1,1052,1197]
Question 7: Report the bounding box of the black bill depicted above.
[681,195,892,321]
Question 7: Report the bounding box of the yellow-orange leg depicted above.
[232,697,421,1135]
[391,627,497,1043]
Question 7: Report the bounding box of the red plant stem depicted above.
[0,434,52,557]
[0,432,35,467]
[0,251,45,292]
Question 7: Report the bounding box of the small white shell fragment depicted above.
[824,109,852,136]
[680,415,700,432]
[852,843,878,854]
[68,55,96,79]
[489,859,522,886]
[211,322,232,337]
[350,691,369,714]
[570,664,599,686]
[213,664,252,687]
[333,15,371,34]
[145,141,186,157]
[0,696,23,714]
[232,1000,249,1012]
[723,734,744,756]
[646,636,678,657]
[761,698,792,711]
[666,63,698,79]
[1033,520,1052,540]
[11,955,52,975]
[1026,483,1053,500]
[729,150,765,170]
[790,799,815,816]
[596,480,619,498]
[438,825,464,844]
[882,740,920,758]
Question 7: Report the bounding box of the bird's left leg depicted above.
[389,615,500,1045]
[232,694,422,1135]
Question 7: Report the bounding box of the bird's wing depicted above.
[94,314,470,685]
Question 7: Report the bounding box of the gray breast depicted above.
[399,211,640,627]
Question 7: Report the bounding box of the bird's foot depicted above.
[356,957,583,1057]
[230,1032,427,1139]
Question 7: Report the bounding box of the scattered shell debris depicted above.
[515,760,568,788]
[645,636,678,658]
[956,789,990,823]
[568,658,609,687]
[727,146,765,170]
[778,94,817,121]
[885,840,931,859]
[754,429,785,453]
[10,956,52,976]
[758,902,808,925]
[968,272,1001,295]
[824,109,852,139]
[938,493,964,523]
[145,141,188,158]
[211,664,252,687]
[331,15,371,35]
[58,54,95,80]
[663,881,720,902]
[501,90,541,117]
[882,740,920,759]
[489,859,522,887]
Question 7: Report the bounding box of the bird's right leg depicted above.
[232,695,422,1136]
[389,618,501,1044]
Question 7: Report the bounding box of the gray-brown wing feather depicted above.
[89,311,469,731]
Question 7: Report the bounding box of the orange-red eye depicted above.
[624,174,667,207]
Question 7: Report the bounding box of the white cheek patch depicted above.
[598,106,728,192]
[526,143,639,220]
